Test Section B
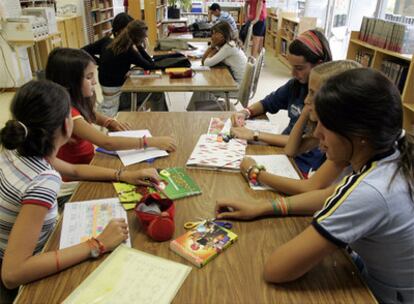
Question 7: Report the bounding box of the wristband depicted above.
[269,197,290,216]
[92,237,106,255]
[247,164,266,186]
[143,135,148,149]
[242,108,251,119]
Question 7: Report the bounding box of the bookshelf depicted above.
[264,12,279,55]
[347,31,414,134]
[275,15,317,68]
[144,0,167,47]
[84,0,114,43]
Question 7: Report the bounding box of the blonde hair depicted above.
[109,20,148,56]
[311,60,362,83]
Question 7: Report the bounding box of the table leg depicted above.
[137,93,152,112]
[224,92,230,111]
[131,93,137,111]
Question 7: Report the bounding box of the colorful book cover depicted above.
[113,167,202,210]
[186,134,247,171]
[170,221,238,268]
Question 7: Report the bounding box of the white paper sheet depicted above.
[108,130,169,166]
[63,245,191,304]
[247,155,300,190]
[244,120,280,134]
[60,198,131,249]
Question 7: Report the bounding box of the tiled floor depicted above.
[0,52,291,128]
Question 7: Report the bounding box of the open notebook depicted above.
[63,245,191,304]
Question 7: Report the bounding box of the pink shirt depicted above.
[247,0,267,22]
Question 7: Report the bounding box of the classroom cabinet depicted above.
[57,16,85,48]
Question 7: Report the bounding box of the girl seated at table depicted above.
[237,60,361,196]
[0,80,160,294]
[96,19,167,116]
[186,21,247,111]
[230,29,332,175]
[45,47,176,167]
[218,68,414,303]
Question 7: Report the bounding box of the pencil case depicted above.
[135,193,175,242]
[165,67,194,78]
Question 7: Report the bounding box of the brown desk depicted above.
[15,112,377,304]
[121,66,238,111]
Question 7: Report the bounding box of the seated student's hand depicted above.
[148,136,177,152]
[97,218,129,252]
[231,127,254,140]
[121,168,160,186]
[240,157,257,176]
[231,111,247,127]
[107,119,131,132]
[216,198,261,220]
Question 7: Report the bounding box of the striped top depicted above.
[0,150,61,259]
[313,150,414,303]
[215,11,238,32]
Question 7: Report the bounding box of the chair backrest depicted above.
[243,24,253,55]
[250,48,265,99]
[237,56,257,108]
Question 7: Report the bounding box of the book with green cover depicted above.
[113,167,202,210]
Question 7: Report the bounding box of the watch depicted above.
[253,130,260,141]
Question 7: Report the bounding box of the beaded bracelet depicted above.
[246,164,266,186]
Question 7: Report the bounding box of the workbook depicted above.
[246,155,301,190]
[114,167,202,210]
[186,134,247,172]
[207,117,279,136]
[60,198,131,249]
[108,130,169,166]
[63,245,191,304]
[170,221,238,268]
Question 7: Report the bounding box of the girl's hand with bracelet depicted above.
[147,136,177,152]
[240,157,257,176]
[231,109,249,127]
[231,126,254,140]
[96,218,129,253]
[120,168,160,186]
[215,198,267,220]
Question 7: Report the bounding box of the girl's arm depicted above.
[216,184,337,220]
[284,105,317,157]
[263,225,337,283]
[231,101,265,127]
[201,47,218,65]
[203,45,231,67]
[231,127,289,146]
[50,157,160,185]
[240,158,347,195]
[95,112,130,131]
[1,205,128,289]
[253,0,263,24]
[72,117,176,152]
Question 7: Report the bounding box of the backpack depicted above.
[151,53,192,70]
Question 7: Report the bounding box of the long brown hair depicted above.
[211,21,241,48]
[109,20,148,55]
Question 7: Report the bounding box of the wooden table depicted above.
[167,32,211,42]
[121,65,238,111]
[15,113,377,304]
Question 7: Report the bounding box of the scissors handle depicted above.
[184,221,201,229]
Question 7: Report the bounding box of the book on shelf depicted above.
[186,134,247,172]
[359,16,414,54]
[380,59,409,93]
[355,50,374,67]
[170,220,238,268]
[113,167,202,210]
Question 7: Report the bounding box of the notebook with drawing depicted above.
[63,245,191,304]
[59,198,131,249]
[246,155,301,190]
[186,134,247,172]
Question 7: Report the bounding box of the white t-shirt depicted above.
[204,42,247,83]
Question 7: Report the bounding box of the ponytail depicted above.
[396,132,414,197]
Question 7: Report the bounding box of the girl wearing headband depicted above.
[231,29,332,175]
[0,80,161,297]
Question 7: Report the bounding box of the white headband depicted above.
[16,121,28,138]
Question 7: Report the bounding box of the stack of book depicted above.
[359,17,414,54]
[380,59,409,93]
[355,49,374,67]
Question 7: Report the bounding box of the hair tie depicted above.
[16,121,28,138]
[296,30,324,58]
[398,129,406,140]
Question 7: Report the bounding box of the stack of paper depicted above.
[108,130,168,166]
[186,134,247,172]
[63,245,191,304]
[207,117,280,136]
[60,198,131,249]
[246,155,300,190]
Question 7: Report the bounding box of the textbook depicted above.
[63,245,191,304]
[114,167,202,210]
[186,134,247,172]
[170,221,238,268]
[129,70,162,79]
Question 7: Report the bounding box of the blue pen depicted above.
[96,147,118,156]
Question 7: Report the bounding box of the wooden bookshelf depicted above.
[347,31,414,133]
[144,0,167,47]
[84,0,114,43]
[274,15,316,68]
[264,12,279,55]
